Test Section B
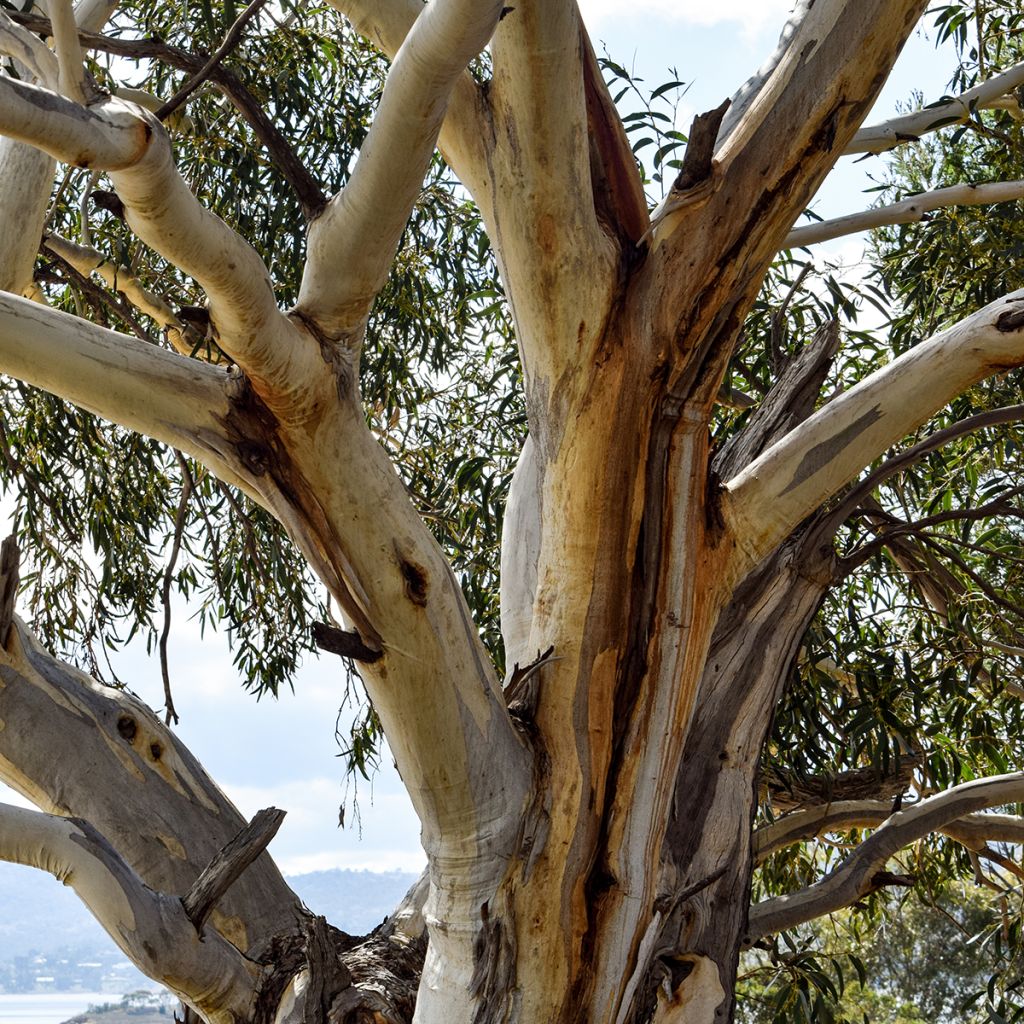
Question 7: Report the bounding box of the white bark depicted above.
[43,231,192,350]
[297,0,506,336]
[785,179,1024,248]
[748,773,1024,941]
[848,57,1024,155]
[723,290,1024,571]
[48,0,88,102]
[0,10,59,86]
[0,291,255,492]
[326,0,492,199]
[0,803,260,1024]
[716,0,813,148]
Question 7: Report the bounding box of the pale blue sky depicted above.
[0,3,962,877]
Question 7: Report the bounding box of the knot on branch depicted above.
[311,622,382,664]
[996,305,1024,332]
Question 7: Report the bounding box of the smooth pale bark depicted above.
[0,142,55,294]
[724,290,1024,572]
[49,0,88,102]
[0,11,59,85]
[297,0,506,336]
[748,774,1024,941]
[716,1,813,146]
[848,57,1024,154]
[0,616,305,952]
[0,292,249,483]
[785,179,1024,248]
[326,0,493,202]
[0,79,304,399]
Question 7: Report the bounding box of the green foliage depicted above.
[738,887,1024,1024]
[4,0,522,711]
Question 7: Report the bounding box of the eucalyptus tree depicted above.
[0,0,1023,1023]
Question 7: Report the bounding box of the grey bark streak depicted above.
[780,407,883,495]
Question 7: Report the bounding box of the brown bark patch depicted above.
[398,558,428,607]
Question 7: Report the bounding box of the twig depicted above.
[156,0,272,122]
[181,806,286,930]
[830,404,1024,529]
[159,463,193,725]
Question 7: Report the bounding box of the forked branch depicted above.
[747,773,1024,941]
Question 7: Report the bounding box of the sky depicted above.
[0,2,963,880]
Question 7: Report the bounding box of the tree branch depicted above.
[155,0,271,121]
[0,612,304,952]
[326,0,492,201]
[9,11,327,217]
[0,77,326,399]
[181,806,286,930]
[41,231,195,353]
[747,773,1024,942]
[785,180,1024,248]
[0,802,260,1024]
[49,0,88,103]
[716,0,812,148]
[0,9,58,87]
[723,290,1024,572]
[0,291,256,490]
[755,801,1024,864]
[296,0,506,336]
[828,404,1024,530]
[848,57,1024,155]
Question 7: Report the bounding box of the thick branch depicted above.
[0,802,260,1024]
[0,76,299,356]
[785,180,1024,248]
[0,291,254,488]
[723,290,1024,571]
[0,9,58,86]
[0,614,304,951]
[747,773,1024,941]
[755,801,1024,865]
[297,0,505,335]
[848,58,1024,155]
[326,0,491,200]
[716,1,812,147]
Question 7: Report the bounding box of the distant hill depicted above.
[290,868,419,934]
[0,861,417,966]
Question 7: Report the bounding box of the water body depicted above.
[0,993,113,1024]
